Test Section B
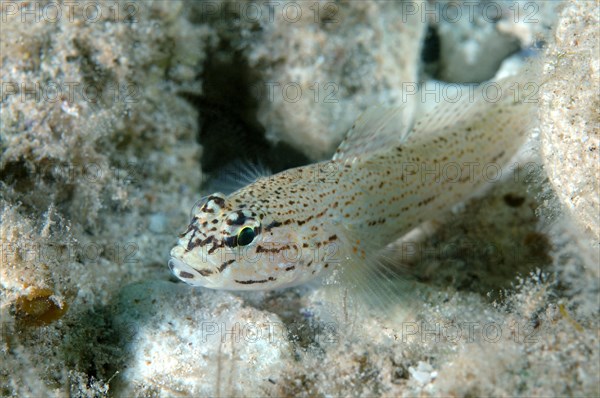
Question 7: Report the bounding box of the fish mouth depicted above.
[168,255,219,288]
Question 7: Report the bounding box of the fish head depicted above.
[169,190,318,290]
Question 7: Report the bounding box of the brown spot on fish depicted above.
[297,215,313,226]
[264,221,282,231]
[223,235,238,248]
[490,150,506,163]
[226,211,247,226]
[235,276,276,285]
[218,259,235,272]
[179,271,196,279]
[417,196,436,207]
[207,195,225,208]
[208,241,224,254]
[256,244,290,253]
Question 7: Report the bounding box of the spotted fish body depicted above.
[169,71,538,290]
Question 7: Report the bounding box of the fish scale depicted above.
[169,69,538,293]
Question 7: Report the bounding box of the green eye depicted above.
[237,226,256,246]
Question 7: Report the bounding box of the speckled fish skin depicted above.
[169,72,538,290]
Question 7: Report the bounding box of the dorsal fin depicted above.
[205,159,271,195]
[332,105,413,162]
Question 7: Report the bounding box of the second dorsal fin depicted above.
[332,105,413,163]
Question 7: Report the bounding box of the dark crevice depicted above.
[1,159,34,193]
[421,24,441,77]
[179,41,309,185]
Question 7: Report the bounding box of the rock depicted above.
[111,281,292,397]
[409,361,437,385]
[218,1,425,160]
[539,0,600,243]
[433,0,560,83]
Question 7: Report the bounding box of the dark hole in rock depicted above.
[421,24,441,77]
[179,41,309,191]
[1,159,34,193]
[503,193,526,207]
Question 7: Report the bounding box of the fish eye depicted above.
[237,226,256,246]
